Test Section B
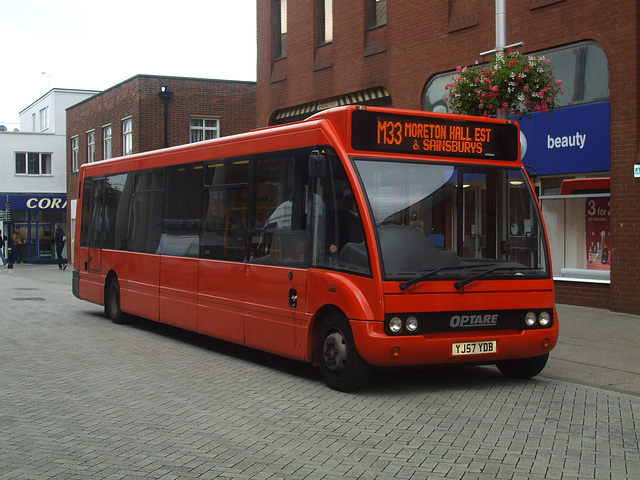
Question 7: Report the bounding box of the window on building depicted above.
[122,118,133,156]
[368,0,387,29]
[318,0,333,45]
[39,106,49,131]
[87,131,96,163]
[71,137,79,172]
[103,125,112,159]
[190,118,220,143]
[423,41,609,113]
[274,0,287,59]
[15,152,52,175]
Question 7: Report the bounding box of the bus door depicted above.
[245,152,312,360]
[86,177,105,272]
[197,158,250,344]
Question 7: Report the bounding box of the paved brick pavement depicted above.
[1,264,639,479]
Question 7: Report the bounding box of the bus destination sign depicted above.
[351,110,519,161]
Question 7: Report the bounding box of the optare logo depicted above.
[450,313,498,328]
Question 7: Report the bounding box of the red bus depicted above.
[73,106,558,391]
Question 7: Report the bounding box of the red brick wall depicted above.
[554,281,611,310]
[66,75,255,240]
[256,0,640,313]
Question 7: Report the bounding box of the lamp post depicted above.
[6,196,12,271]
[477,0,524,119]
[41,72,53,90]
[158,86,174,148]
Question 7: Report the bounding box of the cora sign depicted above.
[9,194,68,210]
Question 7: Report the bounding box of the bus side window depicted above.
[201,159,249,261]
[250,152,311,267]
[129,170,164,254]
[158,164,204,257]
[104,173,132,251]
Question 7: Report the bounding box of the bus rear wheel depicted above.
[317,313,371,392]
[496,353,549,379]
[105,277,127,325]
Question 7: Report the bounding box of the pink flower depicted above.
[557,80,563,86]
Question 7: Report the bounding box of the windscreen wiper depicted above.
[399,264,494,291]
[454,266,541,291]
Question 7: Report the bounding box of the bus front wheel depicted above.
[317,313,371,392]
[496,353,549,379]
[105,277,127,325]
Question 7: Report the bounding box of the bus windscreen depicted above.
[351,109,519,161]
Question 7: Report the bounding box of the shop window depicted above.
[540,178,610,281]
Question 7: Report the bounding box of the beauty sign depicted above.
[585,197,610,271]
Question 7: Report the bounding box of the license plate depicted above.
[452,340,497,356]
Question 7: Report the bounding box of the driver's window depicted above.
[313,154,370,275]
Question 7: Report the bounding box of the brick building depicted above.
[256,0,640,314]
[66,74,256,261]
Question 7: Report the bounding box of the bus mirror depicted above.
[309,151,327,178]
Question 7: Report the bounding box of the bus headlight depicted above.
[539,311,551,327]
[389,316,403,333]
[406,316,419,332]
[525,311,537,327]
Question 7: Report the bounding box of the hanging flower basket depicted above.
[445,49,564,119]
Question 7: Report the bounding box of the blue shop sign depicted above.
[8,194,67,210]
[517,101,610,176]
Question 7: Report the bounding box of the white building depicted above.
[0,88,99,264]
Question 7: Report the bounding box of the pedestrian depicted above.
[54,223,67,270]
[12,226,25,264]
[0,233,7,265]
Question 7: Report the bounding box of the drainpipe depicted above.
[158,86,174,148]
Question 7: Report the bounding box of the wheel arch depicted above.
[309,304,347,366]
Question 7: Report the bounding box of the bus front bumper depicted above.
[349,319,559,367]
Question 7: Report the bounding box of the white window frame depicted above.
[122,118,133,156]
[274,0,288,59]
[15,152,52,176]
[71,136,79,172]
[190,118,220,143]
[368,0,387,29]
[318,0,333,45]
[103,125,112,160]
[39,106,49,131]
[87,131,96,163]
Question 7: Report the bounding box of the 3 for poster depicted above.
[585,197,610,270]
